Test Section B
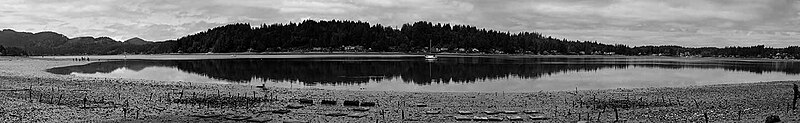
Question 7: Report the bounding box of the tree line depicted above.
[172,20,629,54]
[3,20,799,58]
[0,45,27,56]
[170,20,800,59]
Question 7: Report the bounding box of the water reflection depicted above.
[46,57,800,91]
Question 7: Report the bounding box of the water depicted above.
[46,56,800,92]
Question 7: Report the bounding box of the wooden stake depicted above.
[614,107,619,122]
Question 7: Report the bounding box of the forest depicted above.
[0,45,28,56]
[173,20,627,54]
[172,20,800,58]
[2,20,799,58]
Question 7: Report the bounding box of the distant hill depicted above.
[0,29,172,55]
[123,37,152,45]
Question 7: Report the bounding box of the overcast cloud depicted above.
[1,0,799,47]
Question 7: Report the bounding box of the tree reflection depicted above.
[47,57,800,85]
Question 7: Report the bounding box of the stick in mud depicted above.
[136,108,140,119]
[28,89,33,102]
[737,109,743,121]
[38,90,44,102]
[401,107,405,120]
[83,96,87,108]
[614,107,619,122]
[793,84,798,110]
[598,108,604,121]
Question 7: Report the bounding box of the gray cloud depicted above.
[0,0,798,47]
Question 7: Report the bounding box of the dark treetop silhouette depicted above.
[2,20,800,58]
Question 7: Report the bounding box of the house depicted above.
[343,45,364,52]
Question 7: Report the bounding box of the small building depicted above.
[471,48,480,52]
[343,45,364,52]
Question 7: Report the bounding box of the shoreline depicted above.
[1,57,799,122]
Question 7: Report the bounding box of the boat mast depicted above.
[428,39,432,54]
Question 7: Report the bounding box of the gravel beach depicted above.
[1,56,799,123]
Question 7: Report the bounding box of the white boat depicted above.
[425,40,437,60]
[424,55,437,60]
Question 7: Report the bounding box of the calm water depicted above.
[46,56,800,92]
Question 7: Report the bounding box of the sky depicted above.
[1,0,799,47]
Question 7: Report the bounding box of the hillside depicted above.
[123,37,152,45]
[0,29,172,55]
